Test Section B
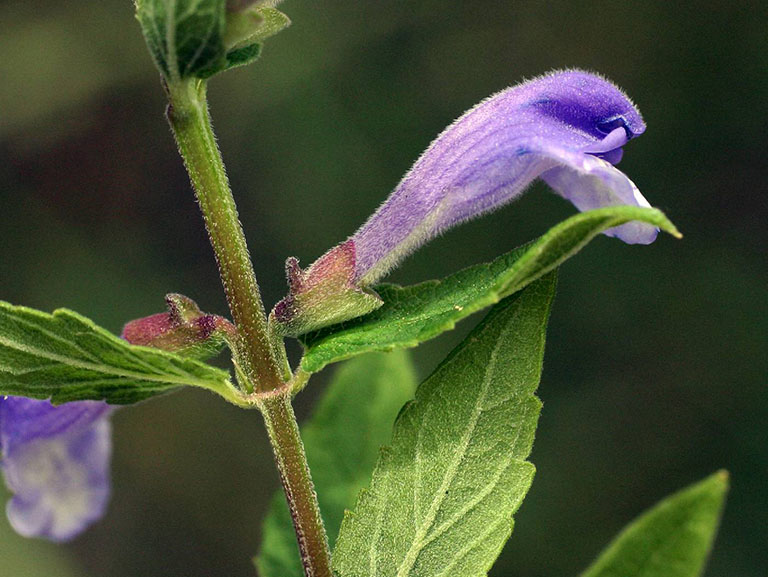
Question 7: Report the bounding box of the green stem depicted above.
[259,389,334,577]
[164,78,331,576]
[166,78,285,392]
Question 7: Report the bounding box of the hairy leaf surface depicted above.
[0,301,233,404]
[135,1,288,79]
[580,471,728,577]
[135,0,227,80]
[256,351,418,577]
[333,274,556,577]
[301,206,678,373]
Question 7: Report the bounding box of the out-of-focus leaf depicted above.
[580,471,728,577]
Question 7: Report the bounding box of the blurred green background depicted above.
[1,1,766,575]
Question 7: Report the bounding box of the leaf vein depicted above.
[394,332,506,577]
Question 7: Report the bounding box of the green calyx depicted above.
[134,0,290,83]
[269,242,383,338]
[121,293,235,361]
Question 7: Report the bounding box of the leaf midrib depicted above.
[0,334,224,390]
[393,320,507,577]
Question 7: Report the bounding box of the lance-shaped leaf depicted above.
[0,301,234,404]
[255,351,417,577]
[300,205,678,374]
[580,471,729,577]
[333,273,556,577]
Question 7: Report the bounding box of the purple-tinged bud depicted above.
[121,294,235,361]
[274,70,658,335]
[270,240,382,336]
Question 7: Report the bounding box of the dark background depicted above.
[1,1,766,575]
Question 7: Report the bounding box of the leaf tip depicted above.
[712,468,730,490]
[651,209,682,239]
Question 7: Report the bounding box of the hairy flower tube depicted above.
[272,69,657,335]
[0,397,112,542]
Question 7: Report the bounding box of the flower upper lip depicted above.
[597,115,642,140]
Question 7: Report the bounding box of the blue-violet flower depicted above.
[1,294,228,541]
[272,69,657,335]
[0,397,112,542]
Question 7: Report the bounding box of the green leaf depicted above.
[333,274,557,577]
[256,350,418,577]
[224,6,290,50]
[0,301,234,404]
[301,206,679,374]
[135,0,227,81]
[580,471,729,577]
[135,1,289,80]
[219,6,290,74]
[222,42,262,71]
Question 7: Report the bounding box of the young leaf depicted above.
[255,350,418,577]
[0,301,234,404]
[135,1,289,80]
[580,471,729,577]
[333,273,557,577]
[135,0,228,81]
[300,206,678,374]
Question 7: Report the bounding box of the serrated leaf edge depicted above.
[0,301,233,400]
[302,206,678,373]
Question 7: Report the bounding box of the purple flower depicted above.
[0,397,112,542]
[272,70,657,335]
[0,295,229,542]
[352,69,655,284]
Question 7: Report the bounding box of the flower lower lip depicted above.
[583,126,630,156]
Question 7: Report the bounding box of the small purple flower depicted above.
[272,70,657,335]
[0,397,112,542]
[0,295,229,541]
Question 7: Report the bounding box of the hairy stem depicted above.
[166,79,285,392]
[164,78,331,576]
[260,389,333,577]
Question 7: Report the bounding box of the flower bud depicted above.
[121,294,234,360]
[269,241,382,337]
